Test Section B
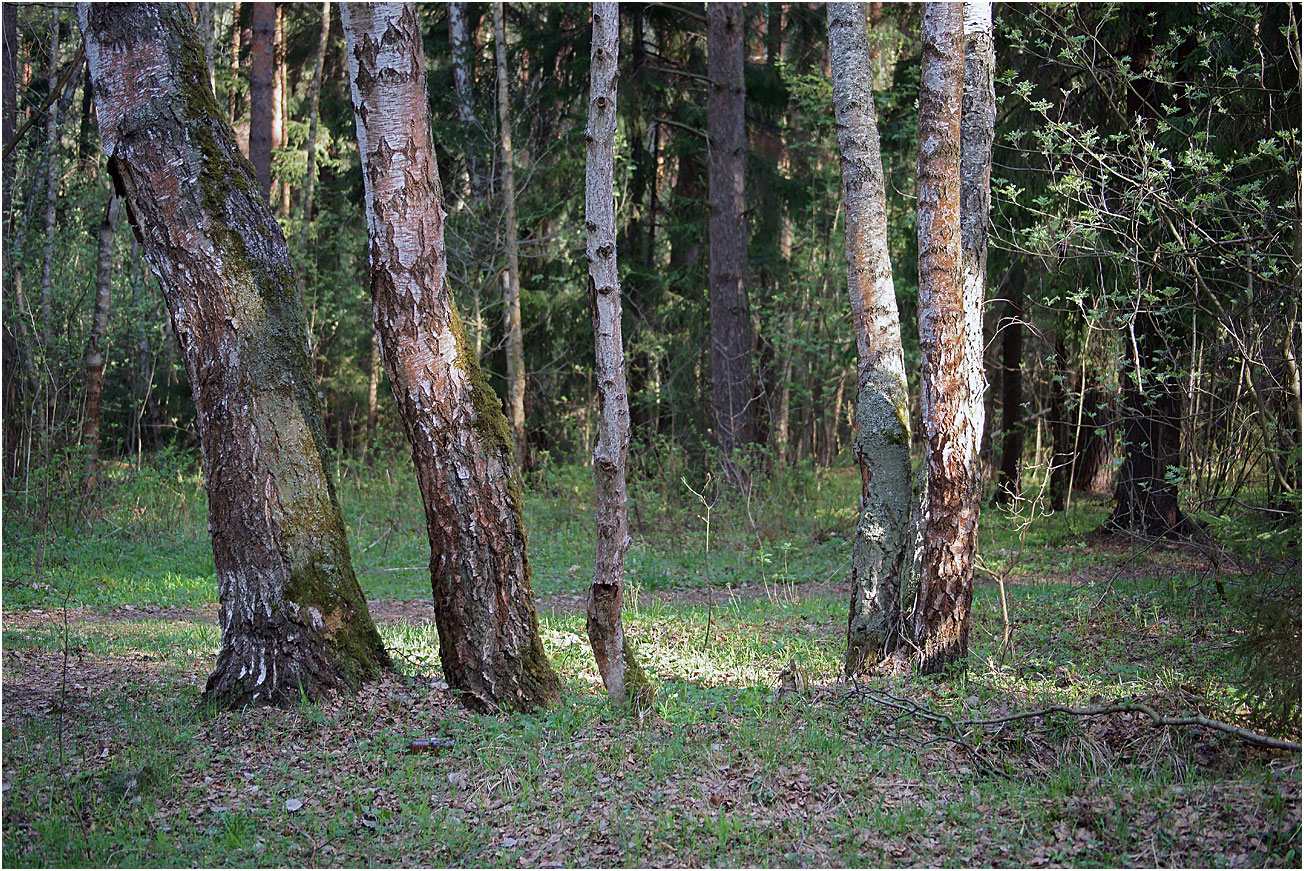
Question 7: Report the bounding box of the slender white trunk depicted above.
[828,2,914,674]
[585,1,650,709]
[494,2,527,469]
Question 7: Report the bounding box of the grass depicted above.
[2,450,1300,866]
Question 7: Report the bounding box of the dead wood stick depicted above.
[855,687,1300,753]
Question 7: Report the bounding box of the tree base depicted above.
[201,628,388,709]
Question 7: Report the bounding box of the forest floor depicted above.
[2,454,1300,867]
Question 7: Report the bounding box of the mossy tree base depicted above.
[81,4,391,709]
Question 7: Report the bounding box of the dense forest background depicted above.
[3,3,1299,525]
[2,4,1301,866]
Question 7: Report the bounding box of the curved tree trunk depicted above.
[81,191,121,492]
[494,2,528,470]
[829,3,914,675]
[341,2,560,714]
[81,3,390,708]
[706,3,755,462]
[585,2,651,709]
[912,1,984,676]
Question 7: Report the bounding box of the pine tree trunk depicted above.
[342,2,560,714]
[494,2,528,470]
[829,2,914,675]
[584,2,650,709]
[706,3,755,460]
[229,1,242,126]
[249,2,274,196]
[912,1,984,676]
[81,191,121,492]
[1109,310,1198,536]
[81,3,391,708]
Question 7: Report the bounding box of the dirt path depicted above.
[0,578,853,631]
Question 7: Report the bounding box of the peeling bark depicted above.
[81,3,390,708]
[494,2,527,469]
[912,1,984,676]
[585,2,651,709]
[828,3,914,675]
[342,2,560,714]
[706,3,755,460]
[81,191,121,492]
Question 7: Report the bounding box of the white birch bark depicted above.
[342,1,559,713]
[828,2,914,674]
[584,1,650,709]
[494,1,527,469]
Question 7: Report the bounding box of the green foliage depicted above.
[1226,569,1303,740]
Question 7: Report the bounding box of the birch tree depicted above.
[494,1,528,469]
[585,1,652,708]
[80,2,391,707]
[828,2,914,675]
[81,192,121,492]
[912,1,985,675]
[341,1,560,713]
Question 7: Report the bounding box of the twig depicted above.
[854,687,1300,753]
[4,43,86,160]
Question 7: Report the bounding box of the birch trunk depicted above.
[706,2,755,460]
[342,2,560,713]
[584,2,651,709]
[81,191,121,491]
[494,2,528,469]
[829,3,914,675]
[275,5,289,216]
[81,3,390,707]
[249,2,274,196]
[994,280,1023,505]
[912,1,983,675]
[3,3,17,230]
[450,1,485,205]
[302,1,330,225]
[39,8,60,395]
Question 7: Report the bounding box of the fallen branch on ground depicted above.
[850,686,1301,753]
